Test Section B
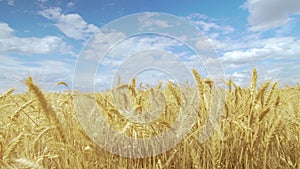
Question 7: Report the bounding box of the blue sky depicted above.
[0,0,300,92]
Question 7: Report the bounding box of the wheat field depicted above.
[0,68,299,169]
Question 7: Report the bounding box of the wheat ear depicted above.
[0,88,15,101]
[25,76,66,143]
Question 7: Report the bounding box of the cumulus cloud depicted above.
[244,0,300,31]
[0,22,72,55]
[219,36,300,87]
[221,37,300,64]
[80,30,126,60]
[38,7,99,40]
[183,12,300,86]
[0,21,74,92]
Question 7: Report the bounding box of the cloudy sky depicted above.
[0,0,300,93]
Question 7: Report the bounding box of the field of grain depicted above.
[0,68,299,169]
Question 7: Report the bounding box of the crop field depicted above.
[0,68,299,169]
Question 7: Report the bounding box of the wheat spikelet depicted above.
[204,78,213,91]
[0,88,15,101]
[234,87,239,106]
[128,79,137,98]
[256,81,270,98]
[135,93,143,113]
[131,78,136,89]
[248,102,255,127]
[128,85,137,98]
[258,106,271,122]
[167,83,181,106]
[192,69,207,111]
[228,79,233,93]
[274,96,280,106]
[24,76,66,143]
[224,102,229,118]
[265,82,277,106]
[192,69,204,96]
[250,68,257,90]
[156,82,163,89]
[255,80,271,106]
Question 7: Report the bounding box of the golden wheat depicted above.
[0,68,299,168]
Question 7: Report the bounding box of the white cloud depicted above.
[219,36,300,87]
[222,48,270,64]
[186,13,235,35]
[76,33,207,91]
[273,60,300,85]
[186,13,209,20]
[138,13,172,31]
[244,0,300,31]
[79,30,186,61]
[80,30,126,60]
[221,37,300,64]
[38,7,99,40]
[0,55,75,93]
[184,12,300,86]
[192,20,219,32]
[0,22,72,55]
[93,49,195,90]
